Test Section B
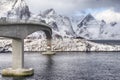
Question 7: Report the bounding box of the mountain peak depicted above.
[77,13,95,28]
[43,8,56,16]
[12,0,26,9]
[84,13,95,21]
[7,0,31,20]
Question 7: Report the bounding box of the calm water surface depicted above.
[0,52,120,80]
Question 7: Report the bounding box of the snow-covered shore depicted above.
[0,38,120,52]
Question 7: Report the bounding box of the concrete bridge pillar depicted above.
[0,20,53,76]
[47,39,52,51]
[2,38,33,77]
[12,38,24,69]
[42,39,55,55]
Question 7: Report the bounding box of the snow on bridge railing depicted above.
[0,17,47,25]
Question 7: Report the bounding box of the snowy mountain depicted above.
[1,0,75,38]
[0,0,31,20]
[1,0,120,40]
[0,0,15,17]
[75,14,120,40]
[76,14,101,39]
[100,22,120,40]
[37,9,76,38]
[29,8,76,39]
[7,0,31,20]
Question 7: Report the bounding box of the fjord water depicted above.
[1,52,120,80]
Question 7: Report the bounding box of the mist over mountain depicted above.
[0,0,120,40]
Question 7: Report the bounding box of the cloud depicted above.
[26,0,76,15]
[26,0,120,15]
[95,9,120,23]
[0,0,120,23]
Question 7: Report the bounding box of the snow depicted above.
[0,39,120,52]
[76,14,120,40]
[6,0,31,20]
[0,0,15,17]
[1,0,120,40]
[0,0,120,52]
[36,8,75,38]
[99,23,120,40]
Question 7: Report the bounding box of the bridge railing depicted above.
[0,17,47,26]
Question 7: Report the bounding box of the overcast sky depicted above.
[26,0,119,14]
[26,0,120,23]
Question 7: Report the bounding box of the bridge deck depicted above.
[0,18,52,39]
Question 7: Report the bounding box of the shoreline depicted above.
[0,39,120,52]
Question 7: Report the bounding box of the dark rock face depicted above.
[110,22,117,26]
[48,22,59,31]
[0,44,11,53]
[77,14,95,28]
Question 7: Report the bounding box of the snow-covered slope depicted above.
[1,0,120,52]
[76,14,101,39]
[36,9,76,38]
[7,0,31,20]
[0,0,15,17]
[0,39,120,52]
[1,0,120,40]
[75,14,120,40]
[100,22,120,40]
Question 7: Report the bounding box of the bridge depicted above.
[0,18,53,77]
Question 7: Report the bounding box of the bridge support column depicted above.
[2,38,34,77]
[12,39,24,69]
[42,39,55,55]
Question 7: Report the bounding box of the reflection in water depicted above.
[42,55,54,80]
[12,77,26,80]
[45,55,53,70]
